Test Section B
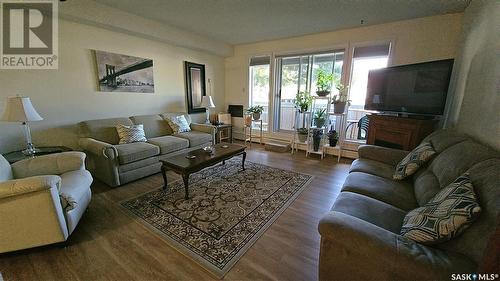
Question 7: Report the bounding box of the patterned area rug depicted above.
[121,156,313,278]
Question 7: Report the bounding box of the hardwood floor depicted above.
[0,144,352,281]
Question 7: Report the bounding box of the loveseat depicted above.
[78,113,214,187]
[318,129,499,280]
[0,152,93,253]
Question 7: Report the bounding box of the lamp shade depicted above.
[1,96,43,122]
[200,95,216,108]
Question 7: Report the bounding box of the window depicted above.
[249,56,270,130]
[346,44,390,141]
[274,51,344,132]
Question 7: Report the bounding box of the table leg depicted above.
[182,174,190,199]
[161,164,168,190]
[242,151,246,171]
[222,160,225,165]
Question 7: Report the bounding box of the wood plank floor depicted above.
[0,143,352,281]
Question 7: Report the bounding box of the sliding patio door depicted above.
[274,51,344,132]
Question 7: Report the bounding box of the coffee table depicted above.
[160,143,246,199]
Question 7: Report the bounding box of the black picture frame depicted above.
[184,61,206,114]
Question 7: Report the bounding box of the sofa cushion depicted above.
[412,168,441,206]
[342,172,418,211]
[79,117,133,145]
[401,174,481,245]
[434,158,500,265]
[130,114,172,138]
[116,124,147,144]
[428,140,498,188]
[118,156,160,173]
[147,136,189,155]
[59,170,93,211]
[332,191,406,234]
[422,129,469,153]
[393,142,436,180]
[349,158,394,179]
[115,142,160,165]
[175,131,212,147]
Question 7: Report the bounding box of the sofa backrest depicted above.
[0,154,13,181]
[435,158,500,266]
[412,130,498,205]
[78,117,133,145]
[130,114,172,138]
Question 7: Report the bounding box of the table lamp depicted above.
[200,95,215,124]
[1,96,43,155]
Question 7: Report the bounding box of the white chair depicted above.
[0,152,93,253]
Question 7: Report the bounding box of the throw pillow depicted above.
[116,124,147,144]
[400,174,481,244]
[393,142,436,180]
[166,115,191,134]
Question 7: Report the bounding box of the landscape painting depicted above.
[94,50,154,93]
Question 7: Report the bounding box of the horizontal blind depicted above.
[249,56,271,66]
[353,44,390,58]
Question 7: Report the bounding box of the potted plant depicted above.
[247,105,264,120]
[294,91,313,113]
[327,129,339,147]
[297,127,308,142]
[312,128,323,152]
[313,108,327,128]
[331,79,351,114]
[315,69,334,97]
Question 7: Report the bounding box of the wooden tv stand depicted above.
[366,114,438,151]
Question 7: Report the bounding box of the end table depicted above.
[3,146,72,164]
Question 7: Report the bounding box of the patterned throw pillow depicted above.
[166,115,191,134]
[393,142,436,180]
[116,124,147,144]
[400,174,481,244]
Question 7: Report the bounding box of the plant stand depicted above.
[305,96,330,159]
[325,112,347,162]
[291,110,311,154]
[244,118,263,146]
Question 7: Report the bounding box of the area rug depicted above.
[121,156,313,278]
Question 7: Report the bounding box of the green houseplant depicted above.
[331,79,351,113]
[313,108,327,128]
[296,127,308,142]
[315,69,334,97]
[327,128,339,147]
[294,91,313,113]
[247,105,264,120]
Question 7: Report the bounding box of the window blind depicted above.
[353,44,391,58]
[249,56,271,66]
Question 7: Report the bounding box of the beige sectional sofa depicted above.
[318,129,499,280]
[79,113,214,187]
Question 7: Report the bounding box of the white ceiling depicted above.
[94,0,469,45]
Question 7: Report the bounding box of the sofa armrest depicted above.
[79,138,117,159]
[357,145,409,166]
[190,123,215,135]
[0,175,61,199]
[11,152,87,179]
[318,211,475,280]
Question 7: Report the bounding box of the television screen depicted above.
[364,59,454,116]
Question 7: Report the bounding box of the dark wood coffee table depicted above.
[160,143,246,199]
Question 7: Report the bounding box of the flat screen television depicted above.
[364,59,454,116]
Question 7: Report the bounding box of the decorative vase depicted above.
[298,133,307,142]
[329,138,338,147]
[313,136,321,151]
[316,90,330,97]
[315,119,326,128]
[333,102,346,114]
[252,113,261,120]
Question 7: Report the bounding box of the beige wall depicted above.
[0,19,226,154]
[446,0,500,150]
[225,13,463,136]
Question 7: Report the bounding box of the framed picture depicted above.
[184,61,206,113]
[94,50,154,93]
